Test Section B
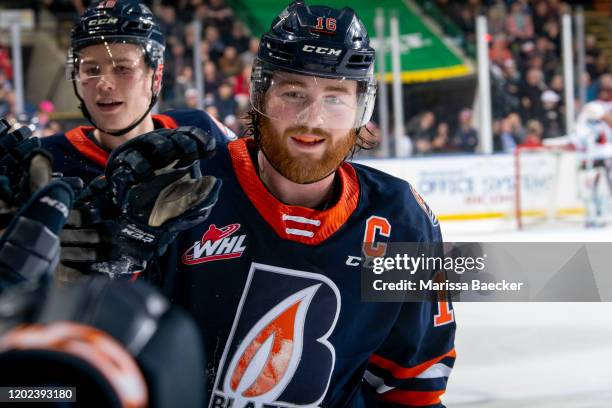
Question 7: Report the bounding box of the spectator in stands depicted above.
[204,26,225,62]
[206,0,234,36]
[543,18,561,56]
[173,66,195,108]
[453,7,476,43]
[203,61,223,100]
[431,122,450,153]
[451,109,479,152]
[535,37,557,80]
[0,89,15,119]
[540,90,563,138]
[218,46,243,79]
[522,119,544,147]
[504,1,534,44]
[520,68,545,122]
[184,88,200,110]
[213,82,238,123]
[490,35,513,67]
[229,21,251,54]
[497,117,520,152]
[532,1,551,37]
[32,100,55,137]
[407,111,436,155]
[233,64,251,110]
[487,0,507,36]
[585,34,602,80]
[507,112,525,137]
[502,58,521,104]
[0,43,12,81]
[241,38,260,66]
[158,4,184,40]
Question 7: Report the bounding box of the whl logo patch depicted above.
[182,223,246,265]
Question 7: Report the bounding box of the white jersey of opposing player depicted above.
[573,101,612,161]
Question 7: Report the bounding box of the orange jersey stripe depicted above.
[378,389,445,406]
[228,138,360,245]
[64,114,178,168]
[65,127,109,167]
[369,348,456,380]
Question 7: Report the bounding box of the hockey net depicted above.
[513,142,585,230]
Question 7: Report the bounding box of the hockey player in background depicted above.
[1,0,455,406]
[41,0,233,186]
[574,101,612,227]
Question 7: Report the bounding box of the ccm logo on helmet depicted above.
[302,45,342,56]
[88,17,119,26]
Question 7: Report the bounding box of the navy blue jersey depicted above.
[41,109,229,185]
[39,111,455,407]
[163,138,456,408]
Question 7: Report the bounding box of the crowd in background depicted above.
[405,0,611,155]
[0,0,610,154]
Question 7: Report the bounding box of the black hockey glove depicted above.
[0,277,206,408]
[0,180,74,293]
[0,119,52,228]
[59,127,221,279]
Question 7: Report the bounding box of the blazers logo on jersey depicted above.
[410,185,439,227]
[182,223,246,265]
[210,263,340,408]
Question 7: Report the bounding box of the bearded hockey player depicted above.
[155,2,455,407]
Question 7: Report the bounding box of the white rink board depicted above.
[357,152,583,227]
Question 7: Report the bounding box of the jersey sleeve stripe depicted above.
[416,363,452,379]
[365,366,451,394]
[369,348,456,380]
[378,389,445,406]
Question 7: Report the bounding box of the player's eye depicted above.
[281,91,308,105]
[324,95,342,105]
[113,65,134,76]
[82,66,100,77]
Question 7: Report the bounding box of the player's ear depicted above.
[153,64,164,94]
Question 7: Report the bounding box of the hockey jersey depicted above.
[41,110,456,407]
[162,137,456,408]
[41,109,228,185]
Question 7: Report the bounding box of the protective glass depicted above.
[67,37,150,91]
[251,69,376,131]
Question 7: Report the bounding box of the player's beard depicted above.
[258,116,357,184]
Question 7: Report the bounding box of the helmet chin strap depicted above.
[72,73,158,138]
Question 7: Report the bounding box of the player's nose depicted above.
[295,100,325,128]
[96,74,116,91]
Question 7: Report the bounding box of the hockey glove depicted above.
[0,119,53,228]
[0,180,74,293]
[59,127,221,279]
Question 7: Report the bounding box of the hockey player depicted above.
[574,101,612,227]
[154,2,453,406]
[2,1,456,406]
[40,0,232,185]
